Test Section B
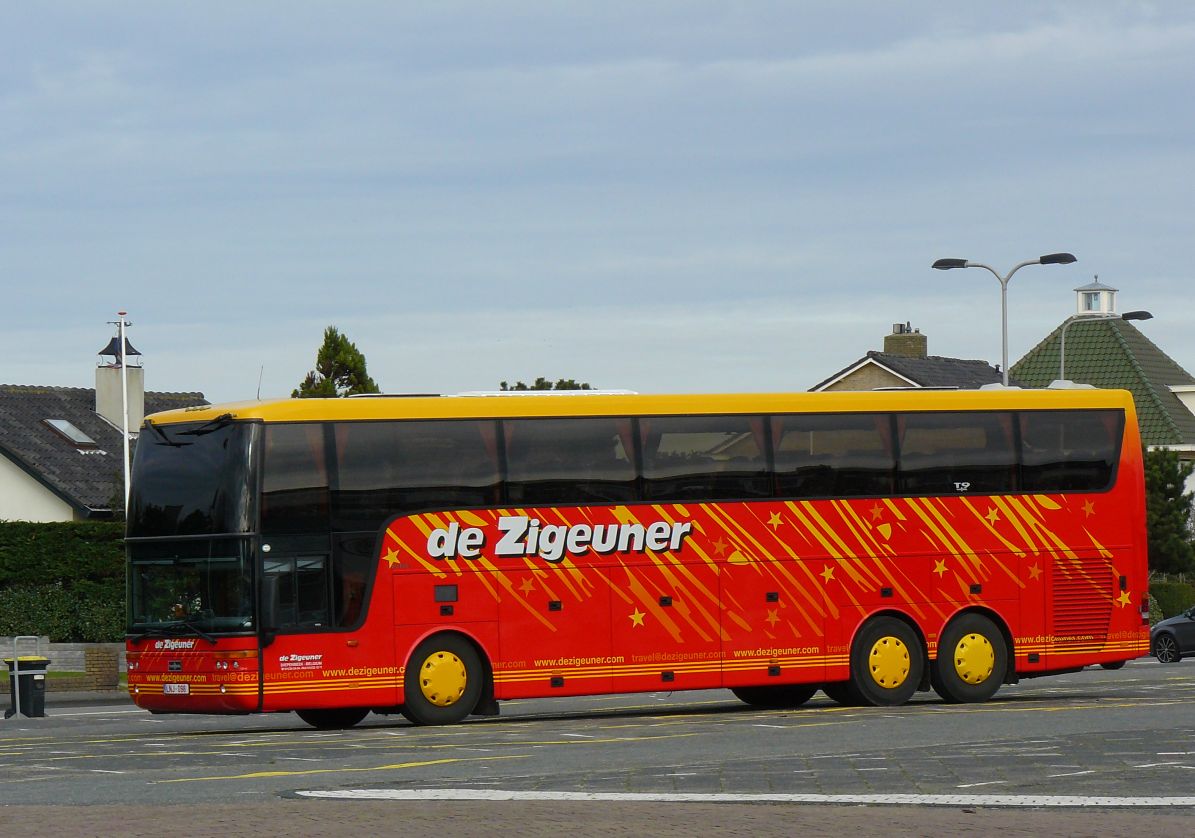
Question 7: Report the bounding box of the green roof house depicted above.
[1010,279,1195,452]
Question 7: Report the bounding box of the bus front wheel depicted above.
[401,634,485,726]
[849,616,924,706]
[932,613,1008,703]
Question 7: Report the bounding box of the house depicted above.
[810,323,1009,391]
[1010,280,1195,455]
[0,337,206,522]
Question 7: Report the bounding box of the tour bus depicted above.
[124,388,1150,728]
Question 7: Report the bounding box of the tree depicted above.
[499,377,591,391]
[1143,446,1195,575]
[293,326,381,398]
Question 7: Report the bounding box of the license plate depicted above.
[163,683,190,695]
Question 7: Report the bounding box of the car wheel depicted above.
[1154,633,1181,664]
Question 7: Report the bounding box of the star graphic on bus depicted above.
[933,559,947,577]
[383,548,402,568]
[985,507,1000,525]
[629,608,646,627]
[1117,590,1132,607]
[765,609,780,626]
[870,504,884,521]
[1083,500,1096,517]
[518,578,535,595]
[768,512,783,530]
[820,565,835,583]
[1028,564,1042,581]
[712,539,730,557]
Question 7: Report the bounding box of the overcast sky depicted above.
[4,2,1193,404]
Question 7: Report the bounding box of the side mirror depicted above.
[259,575,280,647]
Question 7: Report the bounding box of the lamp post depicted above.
[1058,310,1153,381]
[932,253,1077,386]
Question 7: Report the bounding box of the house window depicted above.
[1082,292,1101,312]
[44,418,100,450]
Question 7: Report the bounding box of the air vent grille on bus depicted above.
[1051,556,1113,643]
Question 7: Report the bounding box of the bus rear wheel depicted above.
[932,613,1008,703]
[731,684,818,709]
[296,707,369,729]
[849,616,924,706]
[401,634,484,726]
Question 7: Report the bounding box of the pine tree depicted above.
[499,377,591,391]
[1144,446,1195,575]
[293,326,381,398]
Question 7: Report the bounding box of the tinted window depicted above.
[641,415,769,501]
[332,420,500,530]
[774,413,895,498]
[505,417,636,504]
[262,424,330,535]
[128,421,255,537]
[1020,410,1122,491]
[898,412,1017,495]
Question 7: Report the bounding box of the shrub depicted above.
[0,522,125,642]
[1149,579,1195,620]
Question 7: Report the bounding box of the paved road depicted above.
[3,659,1194,835]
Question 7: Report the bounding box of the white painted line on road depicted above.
[297,788,1195,808]
[956,781,1007,788]
[41,709,144,718]
[1046,771,1095,778]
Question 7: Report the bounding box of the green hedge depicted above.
[1150,580,1195,620]
[0,521,125,642]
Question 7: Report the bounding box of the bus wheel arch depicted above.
[846,612,928,707]
[400,631,491,726]
[932,610,1011,703]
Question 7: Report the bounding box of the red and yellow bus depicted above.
[125,388,1149,728]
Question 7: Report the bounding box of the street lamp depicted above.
[932,252,1077,386]
[1058,310,1153,381]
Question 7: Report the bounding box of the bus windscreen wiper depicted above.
[177,413,235,437]
[174,618,217,644]
[145,420,191,448]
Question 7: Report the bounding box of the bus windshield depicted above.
[128,418,256,538]
[128,539,254,635]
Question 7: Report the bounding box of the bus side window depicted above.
[264,553,330,630]
[1020,410,1120,492]
[897,412,1017,495]
[640,415,770,501]
[773,413,894,498]
[504,417,636,505]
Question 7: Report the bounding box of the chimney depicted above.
[96,333,145,431]
[883,322,928,358]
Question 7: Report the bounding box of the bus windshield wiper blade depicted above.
[176,619,217,644]
[178,413,235,437]
[145,421,190,448]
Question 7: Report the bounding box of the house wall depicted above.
[820,366,910,392]
[0,455,75,522]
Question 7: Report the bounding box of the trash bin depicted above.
[4,656,51,719]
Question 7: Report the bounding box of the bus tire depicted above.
[296,707,369,729]
[932,613,1008,703]
[401,634,485,726]
[731,684,818,709]
[850,616,924,706]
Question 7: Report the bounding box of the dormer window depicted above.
[44,418,105,453]
[1074,277,1117,316]
[1082,292,1101,312]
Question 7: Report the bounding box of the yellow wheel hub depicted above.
[953,632,995,685]
[419,650,468,707]
[868,635,910,689]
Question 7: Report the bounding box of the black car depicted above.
[1151,606,1195,663]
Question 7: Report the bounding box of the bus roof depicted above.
[143,388,1139,426]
